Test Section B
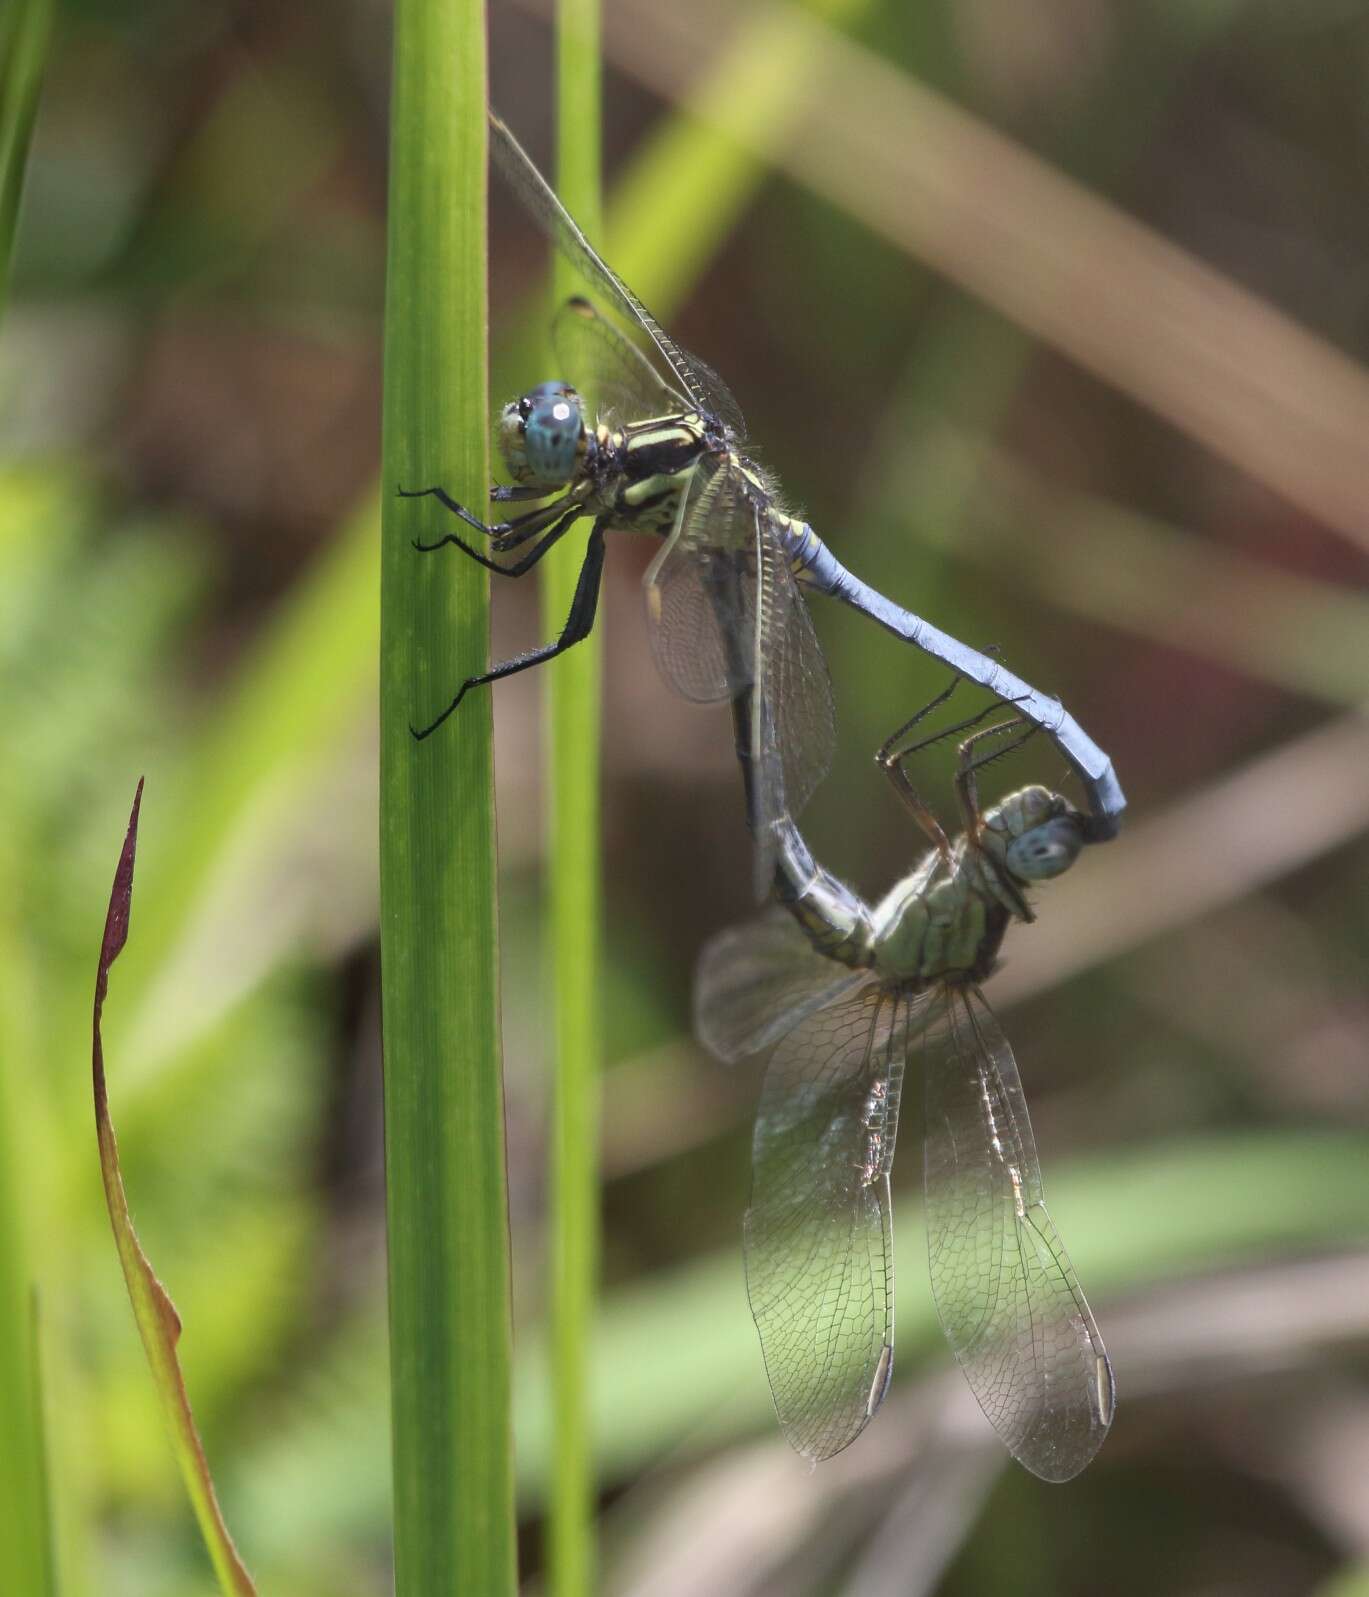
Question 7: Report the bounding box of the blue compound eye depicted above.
[497,381,585,486]
[1005,816,1085,882]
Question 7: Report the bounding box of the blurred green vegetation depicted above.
[2,1,1368,1593]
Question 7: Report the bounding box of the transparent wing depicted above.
[675,348,746,439]
[550,295,677,424]
[746,985,934,1461]
[490,112,745,436]
[694,907,868,1064]
[645,461,836,895]
[751,524,837,891]
[923,985,1115,1482]
[643,452,755,704]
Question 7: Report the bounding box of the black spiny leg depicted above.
[405,505,584,578]
[411,518,610,741]
[491,484,550,503]
[953,717,1038,843]
[399,483,581,551]
[875,664,1009,860]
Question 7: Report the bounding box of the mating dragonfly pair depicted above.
[404,112,1121,1479]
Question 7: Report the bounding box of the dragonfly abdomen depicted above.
[771,818,875,969]
[769,512,823,581]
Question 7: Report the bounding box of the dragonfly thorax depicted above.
[499,380,588,488]
[869,787,1088,985]
[870,861,1000,986]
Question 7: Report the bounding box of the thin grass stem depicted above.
[545,8,604,1595]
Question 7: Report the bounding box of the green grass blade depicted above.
[380,2,516,1593]
[0,0,52,309]
[0,21,57,1571]
[546,8,604,1595]
[92,783,257,1596]
[27,1294,56,1597]
[0,25,65,1564]
[0,963,52,1595]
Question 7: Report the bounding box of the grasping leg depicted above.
[406,506,584,579]
[398,482,580,550]
[875,662,1018,860]
[953,718,1038,841]
[411,519,610,740]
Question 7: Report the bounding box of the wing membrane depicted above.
[923,985,1115,1482]
[490,113,744,434]
[745,985,931,1461]
[550,295,677,424]
[646,458,837,895]
[643,453,755,704]
[694,908,868,1064]
[752,524,836,889]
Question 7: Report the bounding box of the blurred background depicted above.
[4,0,1369,1592]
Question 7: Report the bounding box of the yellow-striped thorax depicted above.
[497,382,797,548]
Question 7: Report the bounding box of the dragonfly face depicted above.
[1006,812,1086,881]
[994,785,1088,883]
[498,380,587,488]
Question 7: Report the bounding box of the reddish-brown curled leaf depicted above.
[93,780,256,1597]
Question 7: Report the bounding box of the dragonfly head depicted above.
[499,381,586,488]
[997,786,1088,883]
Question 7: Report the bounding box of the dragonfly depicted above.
[694,680,1115,1479]
[402,111,1125,886]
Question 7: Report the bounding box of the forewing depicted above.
[550,295,677,424]
[645,468,836,897]
[490,113,744,435]
[746,986,930,1461]
[643,453,756,704]
[923,985,1115,1482]
[749,535,836,894]
[675,347,746,439]
[694,908,868,1064]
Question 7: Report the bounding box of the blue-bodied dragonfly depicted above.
[403,112,1126,883]
[694,683,1114,1478]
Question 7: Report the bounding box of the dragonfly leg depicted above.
[491,483,550,503]
[954,718,1038,840]
[875,681,1009,770]
[875,671,966,760]
[408,506,583,578]
[399,483,574,548]
[411,520,608,741]
[875,662,1015,860]
[878,756,952,862]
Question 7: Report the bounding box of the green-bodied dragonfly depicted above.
[695,684,1114,1478]
[403,112,1125,883]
